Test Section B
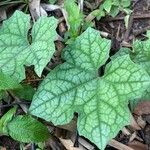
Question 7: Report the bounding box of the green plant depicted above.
[0,10,56,144]
[64,0,84,41]
[64,0,131,40]
[90,0,131,20]
[1,10,150,150]
[29,28,150,149]
[0,108,50,142]
[104,0,130,16]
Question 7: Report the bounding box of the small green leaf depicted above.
[7,115,50,143]
[0,72,21,90]
[0,10,58,81]
[64,0,83,39]
[94,8,105,20]
[103,0,112,13]
[0,107,16,135]
[48,0,57,4]
[29,28,150,149]
[109,6,119,17]
[121,0,131,7]
[12,84,35,101]
[96,0,131,19]
[112,0,119,6]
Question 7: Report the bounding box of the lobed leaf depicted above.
[29,28,150,149]
[131,32,150,104]
[111,47,150,112]
[0,10,57,81]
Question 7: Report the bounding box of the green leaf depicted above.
[111,48,130,60]
[111,44,150,109]
[96,0,131,19]
[0,72,21,90]
[64,0,83,39]
[48,0,57,4]
[29,28,150,150]
[131,33,150,101]
[12,84,35,101]
[133,36,150,75]
[112,0,119,6]
[121,0,131,7]
[0,107,16,135]
[109,6,119,17]
[0,10,58,81]
[7,115,50,143]
[103,0,112,13]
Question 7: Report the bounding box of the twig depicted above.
[71,134,95,150]
[59,138,81,150]
[78,0,84,13]
[121,41,132,48]
[100,31,112,38]
[130,115,141,130]
[109,139,134,150]
[8,91,29,113]
[29,0,41,20]
[95,0,103,7]
[0,8,7,22]
[132,0,141,8]
[124,13,134,42]
[133,26,150,36]
[28,1,47,19]
[78,137,95,150]
[74,130,79,147]
[122,127,131,136]
[102,13,150,22]
[41,3,70,29]
[116,23,121,39]
[41,3,61,11]
[22,78,43,82]
[0,101,30,108]
[31,143,36,150]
